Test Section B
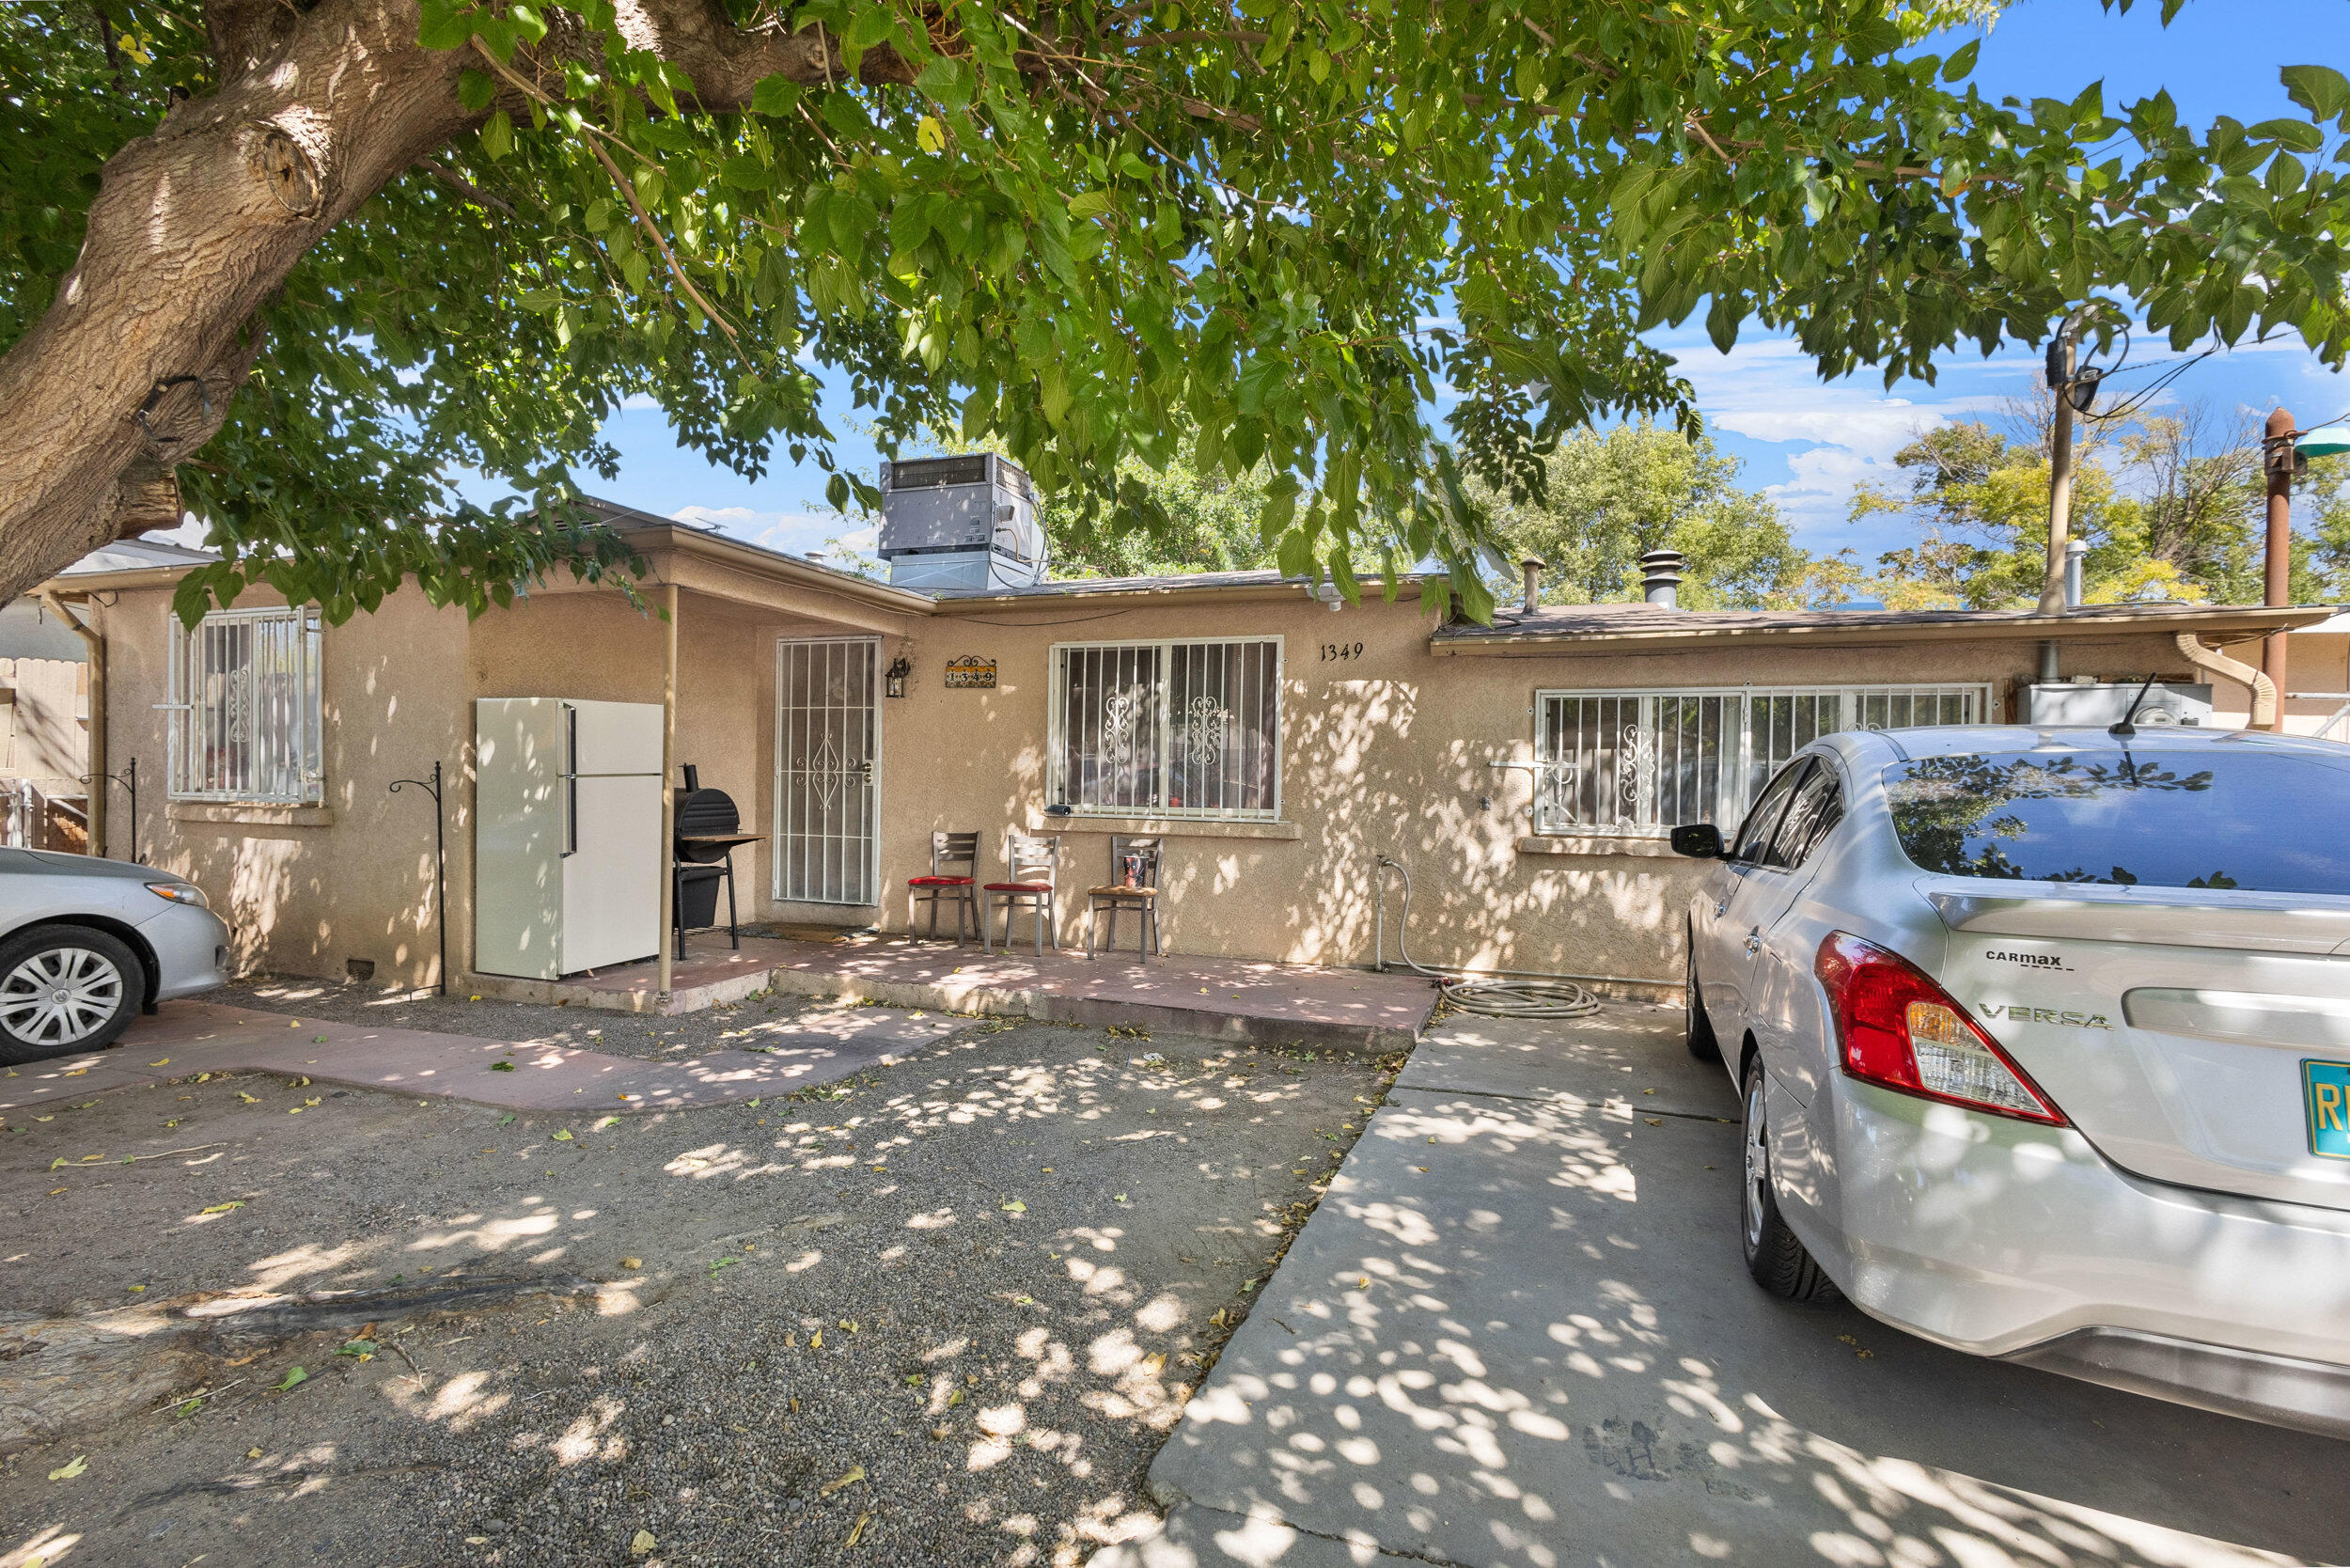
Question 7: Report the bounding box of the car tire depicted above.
[1740,1054,1836,1302]
[1685,938,1721,1062]
[0,925,145,1065]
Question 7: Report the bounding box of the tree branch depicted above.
[604,0,915,102]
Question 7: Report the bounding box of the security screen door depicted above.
[774,637,880,905]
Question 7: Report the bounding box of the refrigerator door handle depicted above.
[560,703,579,858]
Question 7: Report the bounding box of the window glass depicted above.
[166,607,322,805]
[1731,760,1809,863]
[1884,748,2350,894]
[1053,640,1279,818]
[1534,684,1989,835]
[1765,765,1843,869]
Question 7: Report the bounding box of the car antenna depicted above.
[2109,670,2160,738]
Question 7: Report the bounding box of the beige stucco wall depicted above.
[97,583,471,986]
[865,594,2224,984]
[86,560,2320,991]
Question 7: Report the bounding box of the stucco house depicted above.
[31,500,2331,998]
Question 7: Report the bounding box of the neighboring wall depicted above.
[867,594,2226,986]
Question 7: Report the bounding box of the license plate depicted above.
[2307,1059,2350,1161]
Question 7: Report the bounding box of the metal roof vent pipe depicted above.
[1639,549,1686,608]
[1520,556,1545,616]
[2063,538,2087,609]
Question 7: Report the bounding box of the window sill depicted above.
[1026,813,1302,842]
[168,801,337,828]
[1518,833,1683,859]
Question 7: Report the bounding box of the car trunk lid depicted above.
[1933,886,2350,1212]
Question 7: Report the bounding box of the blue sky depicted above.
[567,0,2350,571]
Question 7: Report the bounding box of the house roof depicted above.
[1428,599,2333,654]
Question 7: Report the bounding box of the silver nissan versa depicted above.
[1675,723,2350,1436]
[0,849,228,1063]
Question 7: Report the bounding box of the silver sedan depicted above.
[1674,723,2350,1437]
[0,848,228,1062]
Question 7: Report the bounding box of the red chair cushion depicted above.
[908,875,974,887]
[984,882,1054,893]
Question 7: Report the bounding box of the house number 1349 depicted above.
[1320,641,1364,662]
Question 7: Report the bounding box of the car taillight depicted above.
[1813,932,2066,1125]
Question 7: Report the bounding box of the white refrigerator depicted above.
[474,698,664,980]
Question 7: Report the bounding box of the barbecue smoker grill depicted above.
[673,765,759,950]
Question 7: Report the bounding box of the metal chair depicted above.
[1085,835,1164,960]
[907,830,980,945]
[982,833,1060,956]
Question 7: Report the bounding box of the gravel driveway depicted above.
[0,997,1396,1567]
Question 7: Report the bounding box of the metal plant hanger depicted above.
[79,756,138,863]
[388,761,447,996]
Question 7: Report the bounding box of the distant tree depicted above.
[1478,422,1805,609]
[2302,454,2350,601]
[2108,404,2264,601]
[1042,445,1277,580]
[1852,397,2126,608]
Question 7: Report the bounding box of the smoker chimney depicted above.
[1639,549,1685,608]
[2063,538,2087,609]
[1520,556,1545,616]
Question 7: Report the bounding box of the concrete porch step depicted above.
[462,933,1437,1054]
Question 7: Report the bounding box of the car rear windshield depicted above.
[1884,749,2350,894]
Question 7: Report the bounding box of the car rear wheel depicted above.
[1685,938,1720,1062]
[1741,1055,1836,1302]
[0,926,143,1064]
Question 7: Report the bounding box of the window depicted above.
[165,606,323,804]
[1885,748,2350,893]
[1534,683,1986,836]
[1049,638,1280,818]
[1763,762,1843,869]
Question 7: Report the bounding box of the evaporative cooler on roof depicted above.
[876,453,1047,591]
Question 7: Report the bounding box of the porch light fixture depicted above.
[885,655,913,698]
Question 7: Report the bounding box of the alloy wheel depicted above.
[1743,1069,1769,1253]
[0,947,125,1046]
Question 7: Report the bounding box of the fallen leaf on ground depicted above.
[810,1329,822,1349]
[247,1448,262,1459]
[48,1455,85,1482]
[61,1069,85,1077]
[1113,1193,1128,1202]
[845,1511,871,1546]
[820,1464,867,1497]
[236,1092,258,1104]
[619,1258,642,1269]
[1000,1200,1026,1214]
[489,1061,517,1073]
[498,1114,516,1125]
[630,1529,658,1557]
[148,1058,169,1067]
[552,1130,574,1141]
[46,1158,62,1171]
[274,1367,307,1392]
[595,1116,619,1129]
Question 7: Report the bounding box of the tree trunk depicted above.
[0,0,479,603]
[0,0,893,604]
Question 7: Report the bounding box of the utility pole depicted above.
[2040,321,2081,617]
[2263,406,2296,721]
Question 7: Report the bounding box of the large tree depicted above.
[3,1,2347,625]
[1479,421,1804,608]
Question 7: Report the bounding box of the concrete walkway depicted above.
[0,997,965,1116]
[1107,1008,2347,1568]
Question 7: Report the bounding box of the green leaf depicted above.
[478,109,512,161]
[720,155,771,191]
[2248,118,2326,153]
[916,116,947,155]
[1067,191,1115,222]
[2280,64,2350,124]
[751,76,802,117]
[457,70,495,113]
[415,2,473,51]
[1940,39,1980,84]
[274,1367,308,1393]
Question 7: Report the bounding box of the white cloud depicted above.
[670,504,880,572]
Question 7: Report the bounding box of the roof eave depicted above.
[1426,604,2333,655]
